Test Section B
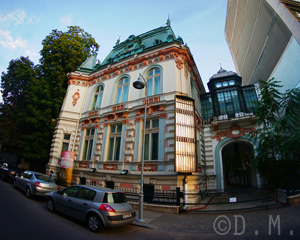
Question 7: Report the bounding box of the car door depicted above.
[54,186,80,216]
[17,171,32,192]
[69,187,96,220]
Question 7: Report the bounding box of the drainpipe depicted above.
[201,117,208,193]
[183,174,188,210]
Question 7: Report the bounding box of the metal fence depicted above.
[116,187,181,206]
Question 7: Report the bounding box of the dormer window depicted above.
[216,82,222,88]
[222,81,228,87]
[229,80,235,86]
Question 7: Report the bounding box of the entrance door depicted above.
[222,142,256,188]
[105,181,115,189]
[143,184,154,203]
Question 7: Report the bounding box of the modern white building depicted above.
[225,0,300,92]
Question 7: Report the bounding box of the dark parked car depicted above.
[0,163,20,182]
[47,185,136,232]
[14,170,59,198]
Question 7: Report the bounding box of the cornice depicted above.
[67,46,202,90]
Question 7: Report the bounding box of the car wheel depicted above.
[87,214,103,233]
[47,198,56,213]
[25,187,32,198]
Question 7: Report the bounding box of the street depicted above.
[1,180,299,240]
[0,180,201,240]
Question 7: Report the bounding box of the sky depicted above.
[0,0,236,102]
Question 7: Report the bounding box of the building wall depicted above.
[270,37,300,91]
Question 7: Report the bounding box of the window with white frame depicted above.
[146,68,161,96]
[92,85,104,110]
[144,119,159,161]
[82,128,95,160]
[107,124,122,161]
[116,77,129,104]
[61,134,71,156]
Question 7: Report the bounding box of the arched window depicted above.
[116,77,129,104]
[146,68,161,96]
[92,85,104,110]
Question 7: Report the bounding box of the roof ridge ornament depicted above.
[167,14,171,27]
[115,36,121,45]
[217,64,227,74]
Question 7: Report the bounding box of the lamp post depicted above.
[132,73,147,222]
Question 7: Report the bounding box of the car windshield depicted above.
[103,192,127,203]
[34,174,55,183]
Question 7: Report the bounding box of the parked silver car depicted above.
[14,171,59,198]
[46,185,136,232]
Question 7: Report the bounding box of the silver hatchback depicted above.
[46,185,136,232]
[14,171,59,198]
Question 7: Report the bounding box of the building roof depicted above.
[97,23,184,69]
[77,21,184,73]
[209,68,238,81]
[77,52,97,73]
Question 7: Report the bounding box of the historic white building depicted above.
[47,22,207,204]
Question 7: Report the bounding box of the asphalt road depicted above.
[1,179,299,240]
[0,180,201,240]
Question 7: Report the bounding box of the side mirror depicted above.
[57,190,63,195]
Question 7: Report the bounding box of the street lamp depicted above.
[132,73,147,222]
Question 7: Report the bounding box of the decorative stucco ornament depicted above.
[72,90,80,106]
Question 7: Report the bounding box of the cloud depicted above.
[25,49,38,63]
[0,30,26,49]
[60,15,72,28]
[0,9,41,26]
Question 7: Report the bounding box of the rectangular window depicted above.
[61,134,71,156]
[82,129,95,160]
[144,119,159,161]
[175,96,197,173]
[108,124,122,161]
[243,86,258,113]
[200,94,213,120]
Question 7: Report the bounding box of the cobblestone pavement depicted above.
[132,204,300,234]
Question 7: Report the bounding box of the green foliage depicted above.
[1,56,35,105]
[0,26,99,171]
[252,78,300,187]
[40,26,99,118]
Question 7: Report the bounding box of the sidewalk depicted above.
[131,204,300,233]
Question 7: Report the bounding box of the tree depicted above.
[39,26,99,118]
[0,56,36,156]
[0,26,99,171]
[1,56,34,105]
[253,78,300,187]
[0,57,53,169]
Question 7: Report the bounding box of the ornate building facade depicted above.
[47,22,207,205]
